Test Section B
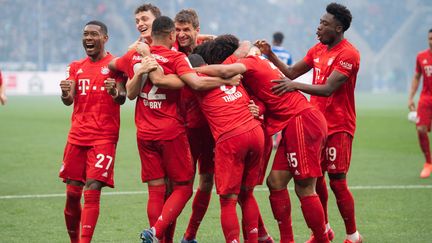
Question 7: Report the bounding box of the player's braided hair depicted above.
[134,3,161,18]
[208,34,239,64]
[326,2,352,32]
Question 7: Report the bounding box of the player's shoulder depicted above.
[417,49,430,58]
[339,40,360,60]
[69,57,88,69]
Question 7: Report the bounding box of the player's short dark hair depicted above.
[151,16,175,37]
[207,34,239,64]
[134,3,161,18]
[429,28,432,33]
[175,9,199,29]
[273,32,284,44]
[85,20,108,35]
[188,54,206,68]
[326,2,352,32]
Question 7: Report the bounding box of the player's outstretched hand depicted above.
[271,78,296,95]
[140,56,158,73]
[136,42,151,56]
[228,74,242,86]
[104,78,117,96]
[254,40,271,56]
[248,100,260,118]
[59,80,73,97]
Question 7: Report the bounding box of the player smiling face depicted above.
[82,24,107,59]
[175,22,199,48]
[135,10,157,40]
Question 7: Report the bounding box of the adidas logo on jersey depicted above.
[102,172,108,178]
[294,170,300,175]
[77,68,83,74]
[329,164,336,170]
[314,58,320,63]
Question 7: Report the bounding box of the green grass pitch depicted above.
[0,94,431,242]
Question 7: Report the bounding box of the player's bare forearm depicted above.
[181,73,241,91]
[196,63,245,79]
[127,72,146,100]
[149,70,184,90]
[408,73,421,110]
[111,81,126,105]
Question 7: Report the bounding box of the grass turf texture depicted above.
[0,94,431,242]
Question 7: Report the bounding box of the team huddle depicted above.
[58,2,362,243]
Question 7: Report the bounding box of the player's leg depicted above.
[80,143,116,243]
[288,109,329,243]
[267,138,294,243]
[326,133,362,243]
[59,143,86,243]
[183,126,215,242]
[149,134,194,241]
[416,99,432,178]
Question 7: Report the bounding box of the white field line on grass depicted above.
[1,184,431,200]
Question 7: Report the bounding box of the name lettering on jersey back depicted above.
[151,54,169,63]
[220,85,243,102]
[143,99,162,109]
[425,65,432,77]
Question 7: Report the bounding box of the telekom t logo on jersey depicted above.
[78,79,90,95]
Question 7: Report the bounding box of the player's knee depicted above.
[84,179,104,190]
[266,171,289,190]
[293,177,316,197]
[417,125,428,134]
[199,173,214,192]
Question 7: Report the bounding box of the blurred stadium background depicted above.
[1,0,432,93]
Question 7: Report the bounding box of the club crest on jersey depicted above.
[327,57,334,66]
[101,66,110,75]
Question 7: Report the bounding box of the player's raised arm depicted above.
[255,39,311,79]
[59,79,75,106]
[179,71,241,91]
[408,72,421,111]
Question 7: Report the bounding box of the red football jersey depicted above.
[114,49,142,79]
[66,53,125,146]
[135,45,195,140]
[180,87,208,128]
[238,55,312,135]
[416,49,432,98]
[304,39,360,136]
[194,78,258,141]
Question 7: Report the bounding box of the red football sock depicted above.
[330,179,357,234]
[147,184,166,227]
[269,189,294,243]
[300,194,328,243]
[257,213,269,239]
[220,197,240,243]
[315,176,329,224]
[80,190,101,243]
[238,190,259,243]
[153,184,193,239]
[418,132,431,163]
[163,219,176,243]
[184,189,211,240]
[64,184,83,243]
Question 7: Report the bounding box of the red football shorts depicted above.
[417,97,432,131]
[137,132,194,183]
[272,108,327,180]
[321,132,353,174]
[214,125,264,195]
[59,142,117,187]
[186,125,215,175]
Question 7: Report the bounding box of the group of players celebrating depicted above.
[58,2,362,243]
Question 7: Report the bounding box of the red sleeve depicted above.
[222,54,238,64]
[175,53,195,76]
[115,50,135,77]
[238,55,258,71]
[333,49,360,77]
[416,54,422,74]
[303,46,315,67]
[0,70,3,86]
[66,62,78,81]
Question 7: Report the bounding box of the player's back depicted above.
[239,55,312,135]
[417,49,432,97]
